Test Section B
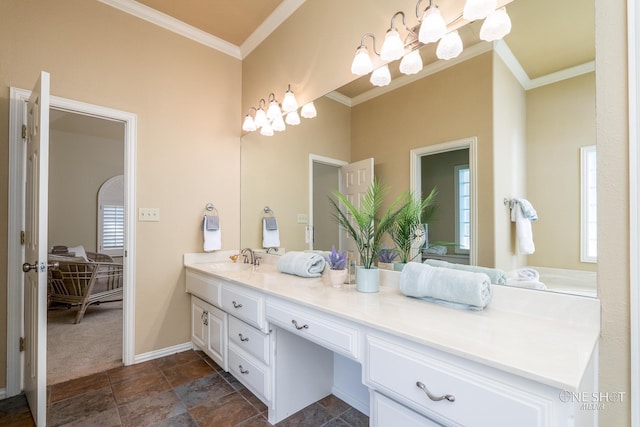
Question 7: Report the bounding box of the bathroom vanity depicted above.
[184,252,600,426]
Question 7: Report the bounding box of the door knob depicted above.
[22,261,59,273]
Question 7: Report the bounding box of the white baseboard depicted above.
[0,388,7,400]
[332,384,370,417]
[133,342,194,364]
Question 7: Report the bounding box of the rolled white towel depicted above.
[400,262,492,310]
[506,278,547,291]
[277,251,326,278]
[517,267,540,282]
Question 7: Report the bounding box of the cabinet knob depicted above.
[232,301,243,309]
[416,381,455,402]
[238,333,249,342]
[239,365,249,374]
[291,319,309,330]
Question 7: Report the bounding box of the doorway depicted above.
[46,110,125,384]
[6,87,137,397]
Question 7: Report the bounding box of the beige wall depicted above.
[240,96,351,250]
[49,129,124,251]
[351,53,496,267]
[526,73,597,271]
[0,0,242,381]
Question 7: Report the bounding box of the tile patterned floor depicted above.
[0,350,369,427]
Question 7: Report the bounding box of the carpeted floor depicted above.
[47,300,123,385]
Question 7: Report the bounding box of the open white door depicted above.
[339,158,374,261]
[23,71,50,426]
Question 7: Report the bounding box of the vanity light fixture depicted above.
[351,0,513,87]
[243,85,316,136]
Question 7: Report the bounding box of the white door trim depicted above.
[628,0,639,424]
[409,137,478,266]
[6,89,137,397]
[308,154,348,250]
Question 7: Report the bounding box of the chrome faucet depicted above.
[240,248,260,266]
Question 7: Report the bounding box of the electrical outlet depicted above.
[139,208,160,222]
[297,213,308,224]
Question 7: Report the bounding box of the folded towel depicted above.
[424,245,447,255]
[517,267,539,282]
[67,245,89,262]
[277,251,326,278]
[423,259,507,285]
[263,217,280,248]
[505,278,547,290]
[400,262,492,310]
[514,198,538,221]
[511,203,535,254]
[202,215,221,252]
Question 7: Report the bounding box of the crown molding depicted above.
[240,0,306,58]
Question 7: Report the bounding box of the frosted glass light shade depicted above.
[281,90,299,113]
[301,102,317,118]
[266,100,282,121]
[380,29,404,61]
[254,108,267,129]
[480,8,512,41]
[260,121,274,136]
[463,0,497,21]
[399,50,423,75]
[436,31,463,60]
[370,65,391,87]
[242,115,256,132]
[418,7,446,44]
[272,116,286,132]
[351,46,373,75]
[285,110,301,125]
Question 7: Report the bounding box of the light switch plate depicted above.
[297,213,308,224]
[139,208,160,221]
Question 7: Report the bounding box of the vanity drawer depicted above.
[365,336,549,427]
[228,344,270,404]
[186,269,222,307]
[266,299,359,360]
[372,392,440,427]
[221,285,266,332]
[228,315,270,364]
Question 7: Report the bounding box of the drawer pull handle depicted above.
[416,381,455,402]
[238,333,249,342]
[291,320,309,330]
[232,301,243,308]
[239,365,249,374]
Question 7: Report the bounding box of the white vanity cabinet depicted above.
[190,295,227,370]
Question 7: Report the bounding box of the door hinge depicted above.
[20,231,25,245]
[20,337,25,352]
[22,124,27,139]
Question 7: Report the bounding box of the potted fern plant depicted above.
[389,187,438,270]
[330,179,405,292]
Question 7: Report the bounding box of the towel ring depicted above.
[205,203,218,215]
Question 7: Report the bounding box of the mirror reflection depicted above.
[241,0,596,297]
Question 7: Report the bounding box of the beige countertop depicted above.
[184,252,600,392]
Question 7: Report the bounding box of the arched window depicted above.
[97,175,124,256]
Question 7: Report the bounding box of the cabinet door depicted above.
[372,392,440,427]
[206,305,227,370]
[191,296,208,350]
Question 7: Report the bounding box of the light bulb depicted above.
[418,7,446,44]
[266,100,282,121]
[254,108,267,129]
[370,65,391,87]
[301,102,317,118]
[242,115,256,132]
[399,50,423,75]
[285,111,301,125]
[380,29,404,62]
[351,46,373,75]
[480,7,512,41]
[436,31,463,60]
[281,88,299,113]
[463,0,497,21]
[272,116,286,132]
[260,121,274,136]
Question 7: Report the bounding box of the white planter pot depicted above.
[356,267,380,293]
[328,269,348,287]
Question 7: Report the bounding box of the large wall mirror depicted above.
[241,0,596,297]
